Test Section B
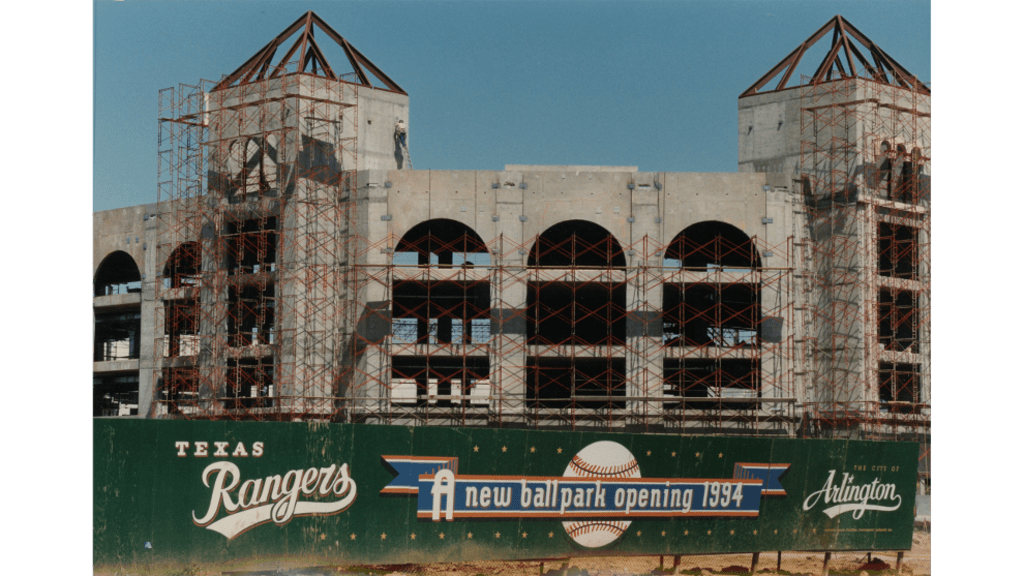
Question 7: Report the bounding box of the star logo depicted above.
[473,446,479,452]
[730,530,735,535]
[467,532,473,539]
[501,446,507,453]
[557,447,562,454]
[522,532,528,538]
[661,531,666,537]
[753,530,758,535]
[718,453,723,458]
[439,532,445,540]
[695,452,701,457]
[350,533,356,540]
[636,530,642,537]
[646,450,652,456]
[684,530,689,536]
[707,530,712,535]
[548,532,554,538]
[671,451,677,457]
[494,531,501,539]
[530,446,536,453]
[410,533,416,540]
[381,533,387,540]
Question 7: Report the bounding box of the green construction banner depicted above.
[94,420,917,568]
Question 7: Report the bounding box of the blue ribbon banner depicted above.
[381,456,789,521]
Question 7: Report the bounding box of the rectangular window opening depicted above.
[390,356,490,407]
[94,310,142,361]
[527,282,627,346]
[663,359,761,410]
[392,281,490,345]
[225,217,278,275]
[878,289,919,353]
[526,357,627,410]
[878,362,921,413]
[93,374,139,417]
[878,222,918,280]
[224,358,275,409]
[662,284,760,348]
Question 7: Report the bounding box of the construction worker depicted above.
[395,119,407,148]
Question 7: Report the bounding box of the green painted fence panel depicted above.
[94,420,917,568]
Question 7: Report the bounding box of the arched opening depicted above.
[526,220,628,347]
[394,219,490,267]
[163,242,201,289]
[524,221,627,409]
[662,221,760,270]
[225,136,278,201]
[878,141,893,199]
[391,219,491,407]
[528,220,626,268]
[94,251,141,296]
[891,145,925,205]
[662,222,762,404]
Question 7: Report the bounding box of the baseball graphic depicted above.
[562,441,641,548]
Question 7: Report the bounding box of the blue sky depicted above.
[93,0,931,211]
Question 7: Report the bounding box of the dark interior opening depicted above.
[392,281,490,345]
[528,220,626,268]
[224,358,275,409]
[527,281,627,346]
[895,158,916,203]
[879,289,918,353]
[164,300,199,357]
[93,373,139,417]
[878,222,917,279]
[664,221,760,269]
[95,251,142,296]
[395,219,489,267]
[663,359,760,410]
[663,284,759,347]
[526,357,627,410]
[878,362,920,412]
[163,242,201,288]
[94,310,142,361]
[225,216,278,275]
[228,284,276,346]
[390,356,490,407]
[161,367,199,415]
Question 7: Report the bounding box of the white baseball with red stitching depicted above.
[561,441,640,548]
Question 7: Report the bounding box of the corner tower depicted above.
[739,16,930,441]
[152,12,409,419]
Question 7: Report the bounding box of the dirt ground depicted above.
[368,531,930,576]
[94,531,929,576]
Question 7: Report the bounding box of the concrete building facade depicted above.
[93,14,929,461]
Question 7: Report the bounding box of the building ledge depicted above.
[94,360,140,373]
[94,293,142,309]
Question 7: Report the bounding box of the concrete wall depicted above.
[737,87,804,176]
[379,168,794,254]
[356,85,410,171]
[93,202,161,418]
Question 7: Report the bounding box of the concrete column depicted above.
[351,171,393,420]
[138,208,160,418]
[490,181,527,422]
[491,262,527,422]
[625,267,664,424]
